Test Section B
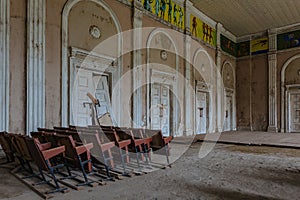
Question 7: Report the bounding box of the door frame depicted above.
[147,69,178,136]
[224,89,234,131]
[285,84,300,133]
[194,81,211,134]
[69,47,117,126]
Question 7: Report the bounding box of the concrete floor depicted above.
[0,131,300,200]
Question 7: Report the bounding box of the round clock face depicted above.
[89,25,101,39]
[160,50,168,60]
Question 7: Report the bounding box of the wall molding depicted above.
[0,0,10,131]
[280,54,300,132]
[26,0,46,133]
[146,28,180,135]
[132,6,143,127]
[221,61,237,131]
[61,0,123,126]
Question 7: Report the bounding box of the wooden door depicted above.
[196,91,208,134]
[289,93,300,132]
[223,95,232,131]
[73,71,111,126]
[150,83,170,136]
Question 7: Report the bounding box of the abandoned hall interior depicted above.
[0,0,300,199]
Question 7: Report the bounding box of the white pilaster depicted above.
[267,29,278,132]
[27,0,46,133]
[216,23,223,132]
[184,34,193,135]
[0,0,10,131]
[183,0,194,136]
[132,2,143,127]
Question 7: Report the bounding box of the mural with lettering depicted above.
[142,0,185,30]
[190,14,216,47]
[237,41,250,57]
[251,37,268,55]
[221,34,237,57]
[277,30,300,50]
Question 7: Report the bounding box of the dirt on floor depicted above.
[0,142,300,200]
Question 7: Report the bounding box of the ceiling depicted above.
[191,0,300,37]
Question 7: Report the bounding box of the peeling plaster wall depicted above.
[251,55,268,131]
[9,0,26,132]
[236,58,251,130]
[45,0,66,128]
[236,55,268,131]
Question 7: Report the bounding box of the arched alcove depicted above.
[145,28,180,136]
[61,0,122,126]
[281,54,300,132]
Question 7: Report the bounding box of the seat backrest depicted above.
[79,130,104,161]
[146,130,164,147]
[55,129,82,143]
[25,137,49,171]
[55,134,77,160]
[31,132,47,143]
[15,135,32,160]
[0,132,12,154]
[115,129,132,141]
[42,132,58,147]
[8,133,23,156]
[128,128,143,139]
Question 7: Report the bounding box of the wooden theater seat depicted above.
[145,129,173,165]
[89,126,131,175]
[25,137,68,194]
[79,129,115,179]
[54,134,95,186]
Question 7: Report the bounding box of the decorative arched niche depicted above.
[192,49,214,134]
[61,0,122,126]
[281,54,300,132]
[221,61,236,131]
[145,28,180,136]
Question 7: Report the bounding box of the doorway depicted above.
[289,92,300,132]
[150,83,171,136]
[223,95,233,131]
[195,91,209,134]
[72,70,112,126]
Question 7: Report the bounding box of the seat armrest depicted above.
[163,136,173,144]
[101,141,115,151]
[42,146,65,160]
[39,142,52,151]
[75,143,93,155]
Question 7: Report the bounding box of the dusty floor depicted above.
[0,141,300,200]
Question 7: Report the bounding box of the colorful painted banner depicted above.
[221,34,237,57]
[142,0,185,30]
[251,37,268,54]
[190,14,216,47]
[237,41,250,57]
[277,30,300,50]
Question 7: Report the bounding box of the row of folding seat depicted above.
[0,126,173,194]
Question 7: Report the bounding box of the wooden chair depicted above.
[25,137,68,194]
[54,134,95,186]
[145,129,173,165]
[115,128,149,171]
[79,129,115,179]
[89,126,131,175]
[8,133,35,173]
[128,128,152,161]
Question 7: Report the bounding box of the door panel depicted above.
[196,91,208,134]
[290,93,300,132]
[150,83,170,136]
[223,95,232,131]
[73,70,111,126]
